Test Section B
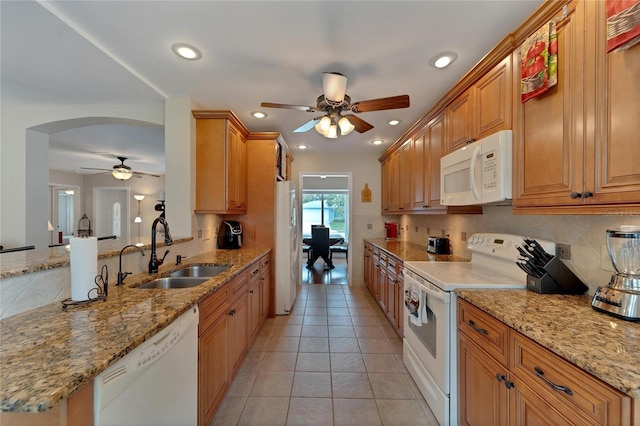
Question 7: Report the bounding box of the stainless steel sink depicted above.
[136,277,210,289]
[169,265,230,278]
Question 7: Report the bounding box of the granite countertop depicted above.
[0,236,192,279]
[364,238,469,262]
[456,289,640,399]
[0,246,270,413]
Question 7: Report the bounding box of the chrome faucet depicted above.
[149,215,173,273]
[117,245,145,286]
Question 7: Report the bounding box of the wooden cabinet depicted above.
[365,244,404,338]
[364,242,374,291]
[386,258,398,330]
[457,299,631,425]
[376,252,388,312]
[229,283,248,378]
[193,110,249,214]
[199,303,229,426]
[447,56,512,153]
[259,254,271,321]
[514,1,640,213]
[398,140,413,210]
[247,262,261,342]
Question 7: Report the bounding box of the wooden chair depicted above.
[307,226,334,269]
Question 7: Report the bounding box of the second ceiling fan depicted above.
[261,72,410,138]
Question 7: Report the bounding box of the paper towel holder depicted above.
[62,265,108,308]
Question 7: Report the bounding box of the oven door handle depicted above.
[407,277,449,303]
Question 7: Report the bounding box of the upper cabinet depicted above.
[193,111,249,214]
[513,0,640,213]
[447,56,512,153]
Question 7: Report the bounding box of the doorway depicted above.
[299,173,351,284]
[93,187,130,239]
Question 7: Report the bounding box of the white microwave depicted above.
[440,130,512,206]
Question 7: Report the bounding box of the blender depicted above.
[592,225,640,320]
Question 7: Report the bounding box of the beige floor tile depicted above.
[250,335,272,352]
[238,396,290,425]
[301,325,329,337]
[239,351,266,372]
[354,326,385,339]
[386,337,403,354]
[258,323,276,337]
[351,316,381,326]
[327,307,350,316]
[380,324,400,339]
[272,324,302,337]
[376,399,438,425]
[330,353,366,373]
[327,316,352,326]
[328,325,356,338]
[290,306,306,316]
[306,300,328,308]
[286,397,334,426]
[333,398,381,426]
[211,395,247,425]
[349,307,375,317]
[227,370,257,396]
[303,315,328,326]
[363,354,404,373]
[305,307,328,316]
[249,371,294,397]
[260,352,298,372]
[331,372,374,398]
[296,352,330,372]
[368,373,416,399]
[298,337,329,352]
[359,338,392,354]
[292,372,332,397]
[326,293,346,301]
[394,354,409,374]
[329,337,360,353]
[278,315,304,325]
[326,299,348,307]
[267,336,300,352]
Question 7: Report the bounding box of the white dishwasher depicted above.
[94,306,199,426]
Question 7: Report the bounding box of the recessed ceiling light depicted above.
[297,144,308,150]
[388,119,400,126]
[429,51,458,69]
[371,140,384,145]
[251,111,267,119]
[172,43,202,60]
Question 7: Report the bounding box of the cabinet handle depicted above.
[581,191,593,199]
[466,138,477,144]
[534,367,573,395]
[229,309,236,316]
[249,290,254,294]
[570,191,581,199]
[468,319,489,335]
[496,374,506,383]
[504,381,515,389]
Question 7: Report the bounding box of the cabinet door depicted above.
[447,88,476,152]
[377,257,387,311]
[458,332,509,426]
[412,132,428,209]
[389,150,400,211]
[588,0,640,205]
[229,294,248,377]
[199,313,229,426]
[364,244,372,290]
[398,140,413,211]
[428,112,446,209]
[381,158,391,213]
[248,279,261,342]
[475,56,512,139]
[226,124,247,211]
[386,271,397,329]
[513,1,585,208]
[509,375,573,426]
[260,269,270,321]
[395,269,404,338]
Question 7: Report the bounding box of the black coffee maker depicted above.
[218,221,243,249]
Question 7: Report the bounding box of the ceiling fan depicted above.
[80,156,160,180]
[261,72,410,138]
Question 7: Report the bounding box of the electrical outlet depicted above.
[197,229,203,238]
[367,224,372,230]
[461,232,467,242]
[415,226,419,233]
[556,243,571,260]
[601,245,615,272]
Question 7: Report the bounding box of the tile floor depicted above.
[211,284,438,425]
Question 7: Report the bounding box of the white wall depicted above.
[292,152,382,286]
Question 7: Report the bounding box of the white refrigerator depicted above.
[275,180,300,314]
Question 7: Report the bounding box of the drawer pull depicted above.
[534,367,573,395]
[496,374,506,382]
[468,319,489,335]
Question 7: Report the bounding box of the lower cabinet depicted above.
[198,252,271,426]
[458,299,631,425]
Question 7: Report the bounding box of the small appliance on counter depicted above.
[427,236,451,255]
[218,220,243,249]
[385,222,398,240]
[592,226,640,321]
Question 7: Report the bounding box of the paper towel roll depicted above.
[70,237,98,301]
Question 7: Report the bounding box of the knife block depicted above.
[526,256,588,294]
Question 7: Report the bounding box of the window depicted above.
[112,202,121,238]
[301,191,348,241]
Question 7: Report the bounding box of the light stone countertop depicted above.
[364,238,469,262]
[0,247,270,413]
[456,289,640,399]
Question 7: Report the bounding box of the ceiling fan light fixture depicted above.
[324,124,338,139]
[338,116,355,135]
[112,167,133,180]
[315,116,332,135]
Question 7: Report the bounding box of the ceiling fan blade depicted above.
[80,167,111,172]
[344,114,374,133]
[261,102,317,112]
[134,171,160,178]
[294,118,322,133]
[322,72,347,103]
[351,95,410,113]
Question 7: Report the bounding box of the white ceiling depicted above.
[1,0,542,175]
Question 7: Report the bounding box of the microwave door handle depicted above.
[469,146,481,202]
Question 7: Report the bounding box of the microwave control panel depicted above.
[483,152,497,190]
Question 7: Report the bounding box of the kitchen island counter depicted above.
[456,289,640,399]
[0,246,270,413]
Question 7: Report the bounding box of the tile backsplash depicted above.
[401,206,640,295]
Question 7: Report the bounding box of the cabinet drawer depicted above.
[457,299,509,366]
[511,331,631,425]
[259,255,270,272]
[199,286,230,334]
[230,270,249,298]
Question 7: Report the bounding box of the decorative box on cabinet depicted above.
[193,110,249,214]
